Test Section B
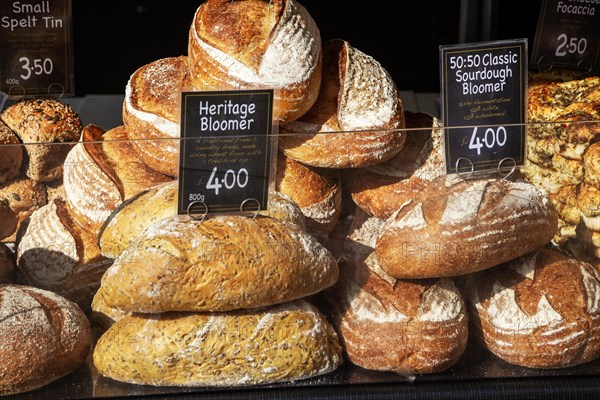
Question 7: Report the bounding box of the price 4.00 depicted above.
[19,57,53,80]
[206,167,249,195]
[469,126,507,155]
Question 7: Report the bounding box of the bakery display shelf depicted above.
[5,333,600,400]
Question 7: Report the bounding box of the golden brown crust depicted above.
[0,98,82,182]
[0,177,48,243]
[375,178,558,278]
[0,120,22,184]
[0,202,17,241]
[0,243,15,283]
[93,300,342,387]
[466,248,600,368]
[99,214,338,313]
[0,285,91,396]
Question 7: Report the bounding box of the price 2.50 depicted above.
[206,167,249,195]
[555,34,587,57]
[19,57,53,80]
[469,126,507,155]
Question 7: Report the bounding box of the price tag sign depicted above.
[531,0,600,73]
[178,89,274,216]
[0,0,74,97]
[440,39,528,175]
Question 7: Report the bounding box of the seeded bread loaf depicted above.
[0,177,48,243]
[0,120,22,184]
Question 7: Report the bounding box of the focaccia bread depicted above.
[0,120,22,184]
[123,56,192,177]
[93,300,341,387]
[98,179,305,259]
[279,38,405,168]
[466,248,600,368]
[63,124,171,234]
[0,97,82,182]
[0,285,91,396]
[187,0,322,123]
[16,198,113,311]
[375,177,558,278]
[99,214,338,313]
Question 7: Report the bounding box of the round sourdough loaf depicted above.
[375,177,558,278]
[0,285,91,396]
[0,120,22,184]
[63,124,171,234]
[98,214,338,313]
[93,300,341,387]
[0,98,82,182]
[0,177,48,243]
[466,248,600,368]
[123,56,192,177]
[279,38,405,168]
[187,0,322,123]
[275,152,341,239]
[0,243,15,283]
[349,111,444,219]
[16,198,113,311]
[98,179,305,259]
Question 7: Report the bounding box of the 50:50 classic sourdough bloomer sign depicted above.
[178,89,274,216]
[440,39,528,175]
[0,0,74,96]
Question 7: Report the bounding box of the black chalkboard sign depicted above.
[178,89,274,216]
[531,0,600,73]
[440,39,528,175]
[0,0,74,96]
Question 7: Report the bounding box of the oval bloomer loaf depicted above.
[0,285,91,396]
[278,38,406,168]
[375,177,559,278]
[187,0,322,123]
[98,214,338,313]
[123,56,192,177]
[93,300,342,387]
[466,248,600,368]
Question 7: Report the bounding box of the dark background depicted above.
[71,0,542,96]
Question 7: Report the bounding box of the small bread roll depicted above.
[584,141,600,187]
[275,152,341,239]
[577,182,600,231]
[0,177,48,243]
[279,38,405,168]
[375,177,558,278]
[93,300,342,387]
[99,214,338,313]
[16,198,113,311]
[63,124,171,234]
[466,248,600,368]
[0,120,22,184]
[187,0,322,123]
[0,243,15,283]
[0,285,91,396]
[0,98,82,182]
[123,56,192,177]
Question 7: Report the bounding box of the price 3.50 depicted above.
[19,57,53,80]
[205,167,249,195]
[469,126,507,155]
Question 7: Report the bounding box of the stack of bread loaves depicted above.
[522,75,600,248]
[92,212,342,387]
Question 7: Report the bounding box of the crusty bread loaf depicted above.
[375,177,558,278]
[90,286,131,330]
[0,243,15,283]
[16,198,113,311]
[63,124,171,234]
[0,177,48,243]
[0,202,17,241]
[584,142,600,187]
[0,285,91,396]
[99,214,338,313]
[279,38,405,168]
[123,56,192,177]
[275,152,341,239]
[94,300,341,387]
[187,0,322,123]
[98,179,305,259]
[349,112,444,219]
[0,120,22,184]
[0,98,82,182]
[577,182,600,231]
[466,248,600,368]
